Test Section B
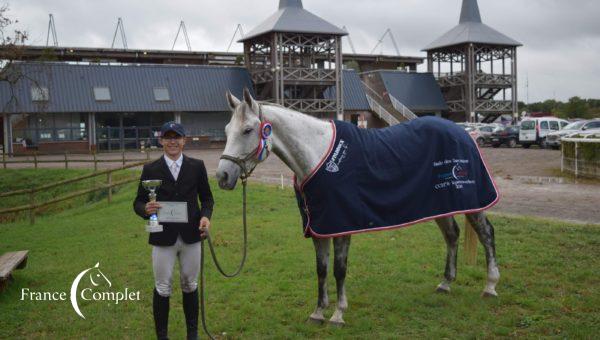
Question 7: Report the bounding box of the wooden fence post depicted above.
[464,218,477,265]
[122,150,126,166]
[93,152,98,172]
[34,151,38,170]
[2,150,5,169]
[29,188,35,225]
[107,172,112,203]
[64,151,68,169]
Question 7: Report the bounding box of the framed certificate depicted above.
[157,201,188,223]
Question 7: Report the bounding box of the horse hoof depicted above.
[329,319,345,327]
[308,316,325,324]
[435,284,451,294]
[481,290,498,298]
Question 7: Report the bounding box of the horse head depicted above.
[88,262,112,288]
[217,88,265,190]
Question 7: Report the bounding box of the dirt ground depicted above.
[3,146,599,225]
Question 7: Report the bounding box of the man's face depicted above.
[160,131,186,158]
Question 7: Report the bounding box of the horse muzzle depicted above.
[216,160,241,190]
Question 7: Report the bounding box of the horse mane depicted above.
[258,101,327,124]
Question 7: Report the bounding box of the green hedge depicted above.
[562,140,600,162]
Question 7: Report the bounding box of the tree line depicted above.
[520,97,600,120]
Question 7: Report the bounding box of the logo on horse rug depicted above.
[295,117,499,238]
[325,139,348,173]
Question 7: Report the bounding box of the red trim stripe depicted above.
[294,120,337,191]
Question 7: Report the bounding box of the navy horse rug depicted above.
[295,116,499,238]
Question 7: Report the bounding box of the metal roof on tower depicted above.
[239,0,347,42]
[423,0,521,51]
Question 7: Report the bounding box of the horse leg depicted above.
[329,235,351,326]
[309,237,330,323]
[434,216,460,293]
[465,212,500,297]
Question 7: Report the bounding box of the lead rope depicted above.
[200,178,248,340]
[199,108,265,338]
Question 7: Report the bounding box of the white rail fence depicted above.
[560,132,600,179]
[365,95,400,126]
[389,94,418,121]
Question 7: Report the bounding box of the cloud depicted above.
[6,0,600,102]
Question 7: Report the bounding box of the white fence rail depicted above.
[560,133,600,178]
[365,95,399,126]
[389,94,418,121]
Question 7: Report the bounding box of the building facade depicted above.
[0,62,253,154]
[0,62,372,154]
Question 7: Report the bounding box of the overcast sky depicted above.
[7,0,600,103]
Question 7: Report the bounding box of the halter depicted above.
[219,104,273,182]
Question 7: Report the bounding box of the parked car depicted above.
[546,119,600,149]
[490,126,520,148]
[463,126,486,146]
[519,117,569,148]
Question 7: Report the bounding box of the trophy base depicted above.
[146,223,163,233]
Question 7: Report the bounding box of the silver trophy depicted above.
[142,180,163,233]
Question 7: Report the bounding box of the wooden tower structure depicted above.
[240,0,347,120]
[423,0,522,122]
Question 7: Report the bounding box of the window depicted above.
[549,121,559,130]
[560,121,569,129]
[31,86,49,102]
[11,113,88,144]
[93,86,111,101]
[540,121,549,130]
[521,120,535,130]
[585,121,600,130]
[153,87,170,101]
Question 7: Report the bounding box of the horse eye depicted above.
[243,128,253,135]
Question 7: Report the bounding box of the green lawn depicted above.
[0,170,599,339]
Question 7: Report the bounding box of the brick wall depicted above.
[13,141,90,154]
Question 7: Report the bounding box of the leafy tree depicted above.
[561,96,587,119]
[343,59,360,72]
[524,97,600,120]
[0,5,30,112]
[0,4,27,75]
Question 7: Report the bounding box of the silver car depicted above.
[546,119,600,149]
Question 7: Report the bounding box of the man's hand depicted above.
[145,201,162,216]
[199,217,211,240]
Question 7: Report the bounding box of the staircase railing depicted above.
[389,94,418,121]
[361,80,399,126]
[365,95,399,126]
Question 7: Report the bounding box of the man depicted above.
[133,121,214,340]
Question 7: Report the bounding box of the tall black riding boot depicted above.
[182,289,199,340]
[153,289,170,340]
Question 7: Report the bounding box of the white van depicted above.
[519,117,569,149]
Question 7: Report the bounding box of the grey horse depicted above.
[216,89,499,326]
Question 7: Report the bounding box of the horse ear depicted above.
[243,87,260,116]
[226,91,241,111]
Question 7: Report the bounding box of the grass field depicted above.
[0,168,136,223]
[1,169,599,339]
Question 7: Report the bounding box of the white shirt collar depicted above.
[164,154,183,168]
